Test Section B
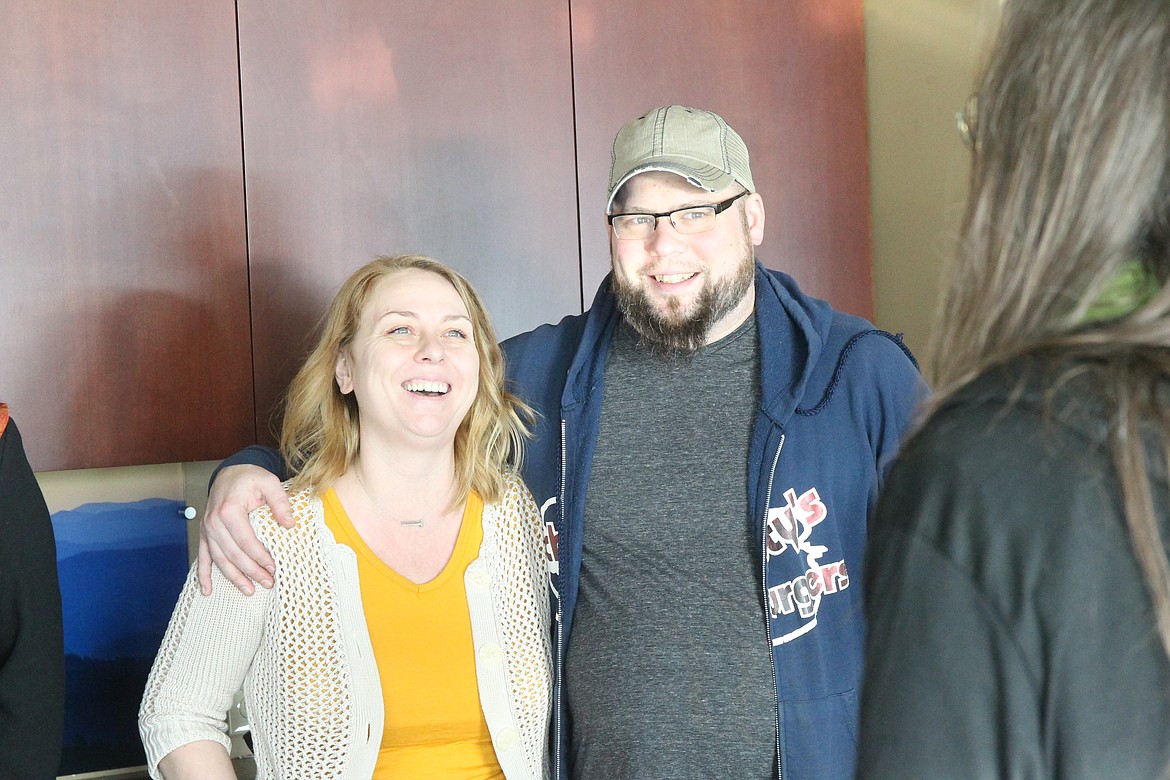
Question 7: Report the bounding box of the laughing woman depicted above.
[140,255,551,779]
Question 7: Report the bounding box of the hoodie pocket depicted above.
[778,688,858,780]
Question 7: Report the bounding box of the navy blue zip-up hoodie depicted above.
[503,262,923,780]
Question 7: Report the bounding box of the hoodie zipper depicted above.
[554,418,567,780]
[761,434,785,780]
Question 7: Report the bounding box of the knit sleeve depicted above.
[497,477,553,779]
[138,510,275,778]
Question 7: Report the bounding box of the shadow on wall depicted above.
[15,166,253,471]
[66,290,230,465]
[242,256,319,448]
[228,172,336,447]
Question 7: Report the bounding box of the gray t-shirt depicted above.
[566,315,775,779]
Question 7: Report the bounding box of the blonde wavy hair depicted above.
[279,255,533,506]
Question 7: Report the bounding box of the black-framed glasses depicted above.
[607,191,751,240]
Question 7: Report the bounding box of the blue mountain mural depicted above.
[53,497,190,775]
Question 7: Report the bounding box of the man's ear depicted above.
[745,193,766,247]
[335,351,354,394]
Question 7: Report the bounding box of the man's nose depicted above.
[646,214,687,253]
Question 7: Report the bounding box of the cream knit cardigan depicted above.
[139,476,552,780]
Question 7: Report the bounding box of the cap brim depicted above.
[606,159,738,211]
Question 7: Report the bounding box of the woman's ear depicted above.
[335,352,354,394]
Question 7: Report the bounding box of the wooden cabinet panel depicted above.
[0,1,254,470]
[570,0,874,318]
[2,0,873,466]
[238,0,581,442]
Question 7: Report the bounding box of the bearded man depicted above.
[200,106,924,780]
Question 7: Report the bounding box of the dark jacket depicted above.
[0,408,65,779]
[859,360,1170,778]
[504,264,922,779]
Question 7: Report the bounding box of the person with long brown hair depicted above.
[857,0,1170,776]
[139,255,551,779]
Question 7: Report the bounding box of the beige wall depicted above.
[865,0,1001,376]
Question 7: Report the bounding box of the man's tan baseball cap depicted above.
[607,105,755,212]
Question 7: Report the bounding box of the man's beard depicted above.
[613,244,755,358]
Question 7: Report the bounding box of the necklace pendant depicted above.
[399,518,424,528]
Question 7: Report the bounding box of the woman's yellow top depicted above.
[323,488,504,780]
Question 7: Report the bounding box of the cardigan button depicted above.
[467,565,491,590]
[479,643,503,664]
[495,726,519,751]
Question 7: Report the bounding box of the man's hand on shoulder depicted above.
[198,464,294,596]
